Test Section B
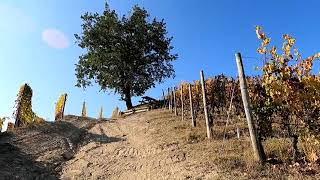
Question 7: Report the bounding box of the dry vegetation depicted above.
[1,108,320,179]
[154,110,320,179]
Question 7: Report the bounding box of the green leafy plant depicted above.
[74,3,178,109]
[14,83,44,127]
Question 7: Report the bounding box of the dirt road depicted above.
[61,110,218,180]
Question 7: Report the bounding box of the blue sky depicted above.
[0,0,319,121]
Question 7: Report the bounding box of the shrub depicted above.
[82,101,87,118]
[0,117,4,131]
[264,138,292,163]
[111,107,119,119]
[98,106,103,120]
[14,83,45,127]
[7,122,15,131]
[299,133,320,163]
[55,93,67,121]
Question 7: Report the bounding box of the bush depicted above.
[82,102,87,119]
[111,107,119,119]
[55,93,67,121]
[264,138,292,163]
[299,133,320,163]
[14,84,45,127]
[0,117,4,131]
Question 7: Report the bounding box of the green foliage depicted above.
[14,83,44,127]
[74,3,178,109]
[55,93,68,121]
[82,101,87,118]
[247,77,274,141]
[16,84,34,126]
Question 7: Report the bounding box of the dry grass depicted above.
[153,109,320,179]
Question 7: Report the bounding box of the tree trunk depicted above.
[124,86,133,110]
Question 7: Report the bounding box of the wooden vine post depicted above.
[180,85,184,120]
[235,52,265,163]
[188,84,196,127]
[162,90,166,109]
[200,70,213,138]
[171,88,174,113]
[223,84,236,139]
[173,87,178,116]
[168,88,171,111]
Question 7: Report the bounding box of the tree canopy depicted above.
[75,3,178,109]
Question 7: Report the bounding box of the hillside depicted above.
[1,110,319,179]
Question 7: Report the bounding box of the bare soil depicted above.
[61,110,221,180]
[1,110,320,180]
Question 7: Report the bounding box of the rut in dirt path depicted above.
[60,110,218,180]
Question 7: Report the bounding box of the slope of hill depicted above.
[1,110,319,180]
[0,116,102,179]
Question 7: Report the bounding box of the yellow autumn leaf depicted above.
[288,38,295,46]
[255,26,262,39]
[257,48,264,54]
[263,38,271,45]
[270,46,277,57]
[309,151,319,163]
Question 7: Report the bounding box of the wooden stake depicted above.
[235,52,265,163]
[173,87,178,116]
[223,84,236,139]
[200,70,213,139]
[188,84,196,127]
[171,88,174,113]
[162,89,165,108]
[168,88,171,111]
[61,94,67,120]
[181,85,184,120]
[237,127,240,139]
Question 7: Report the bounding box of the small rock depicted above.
[62,152,74,160]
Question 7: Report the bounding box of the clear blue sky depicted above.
[0,0,319,120]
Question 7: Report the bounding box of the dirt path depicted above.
[60,110,218,180]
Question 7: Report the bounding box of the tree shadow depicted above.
[0,142,58,180]
[0,120,125,179]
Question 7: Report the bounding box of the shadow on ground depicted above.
[0,120,124,179]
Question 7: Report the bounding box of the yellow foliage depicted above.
[299,134,320,163]
[82,101,87,118]
[15,84,35,126]
[111,107,119,119]
[256,26,320,161]
[14,83,45,127]
[0,117,4,131]
[7,122,15,131]
[98,106,103,120]
[55,93,67,121]
[33,116,45,124]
